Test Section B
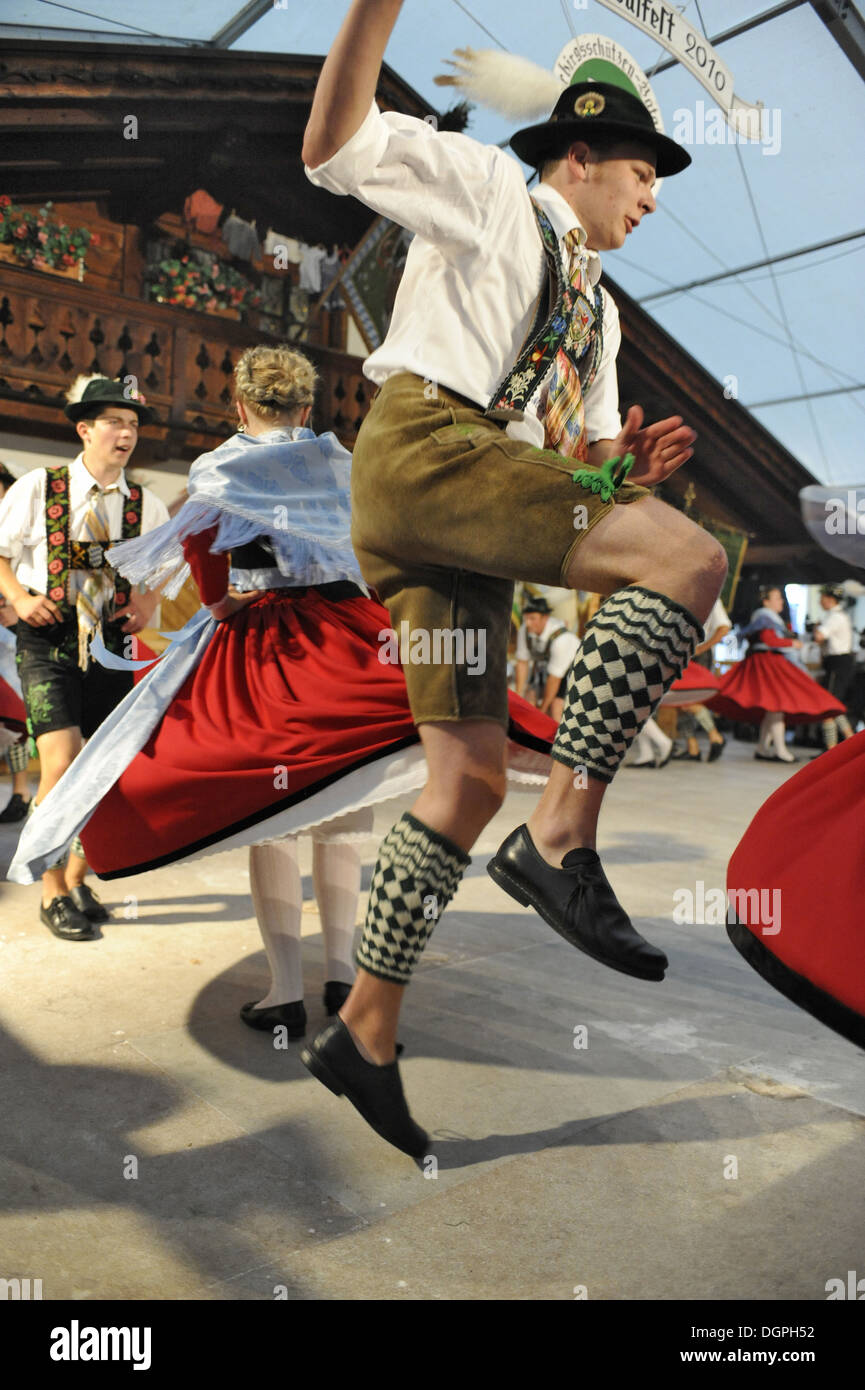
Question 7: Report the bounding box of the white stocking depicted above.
[248,839,304,1007]
[757,712,775,754]
[312,838,360,986]
[643,716,672,761]
[767,711,794,761]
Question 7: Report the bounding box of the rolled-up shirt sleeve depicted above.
[305,100,506,253]
[0,472,43,566]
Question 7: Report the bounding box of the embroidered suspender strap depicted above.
[112,483,142,613]
[42,466,144,619]
[485,201,603,420]
[44,464,74,618]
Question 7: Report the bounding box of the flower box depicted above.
[0,241,84,281]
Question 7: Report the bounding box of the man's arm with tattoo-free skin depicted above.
[302,0,404,168]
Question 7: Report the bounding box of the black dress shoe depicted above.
[707,736,726,762]
[69,883,110,922]
[323,980,352,1015]
[672,747,701,761]
[40,896,96,941]
[487,825,668,982]
[301,1017,428,1159]
[0,793,30,823]
[240,1000,307,1036]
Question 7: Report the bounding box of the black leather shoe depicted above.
[0,793,30,823]
[323,980,352,1015]
[487,825,668,982]
[240,1000,306,1036]
[40,895,96,941]
[301,1017,428,1158]
[672,747,701,761]
[69,883,110,923]
[707,736,726,762]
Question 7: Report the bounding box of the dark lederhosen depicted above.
[16,465,143,741]
[821,651,856,712]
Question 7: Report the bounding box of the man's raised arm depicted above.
[302,0,404,169]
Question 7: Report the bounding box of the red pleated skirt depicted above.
[0,673,27,734]
[727,730,865,1047]
[711,651,846,724]
[661,660,721,707]
[81,588,556,877]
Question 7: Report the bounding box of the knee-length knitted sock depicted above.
[355,812,470,985]
[552,585,702,782]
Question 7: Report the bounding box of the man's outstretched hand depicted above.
[604,404,696,488]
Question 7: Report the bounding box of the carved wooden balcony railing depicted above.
[0,259,373,458]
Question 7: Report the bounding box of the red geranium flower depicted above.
[128,487,140,500]
[50,478,66,493]
[49,586,65,601]
[47,558,63,574]
[47,503,63,519]
[124,510,138,524]
[49,530,65,545]
[0,195,10,208]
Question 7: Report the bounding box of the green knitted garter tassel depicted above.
[571,451,635,503]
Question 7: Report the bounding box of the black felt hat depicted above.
[523,595,552,616]
[64,376,153,425]
[510,81,691,176]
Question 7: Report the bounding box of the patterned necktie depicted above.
[75,483,118,669]
[543,227,593,461]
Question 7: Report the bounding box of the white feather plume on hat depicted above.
[65,373,108,405]
[434,48,564,121]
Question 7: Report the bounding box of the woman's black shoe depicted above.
[487,825,667,981]
[0,793,30,823]
[707,737,726,762]
[40,896,96,941]
[240,999,307,1036]
[301,1017,428,1158]
[69,883,110,922]
[323,980,352,1015]
[671,747,701,761]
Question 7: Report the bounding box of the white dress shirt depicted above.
[515,617,581,679]
[816,606,853,656]
[306,102,622,446]
[0,454,169,596]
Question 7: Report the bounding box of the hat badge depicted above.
[575,92,605,118]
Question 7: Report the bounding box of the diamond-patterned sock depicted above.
[355,812,470,985]
[553,585,703,783]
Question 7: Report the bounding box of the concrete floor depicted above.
[0,738,862,1301]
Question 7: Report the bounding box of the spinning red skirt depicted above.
[81,587,556,878]
[727,731,865,1048]
[712,651,845,724]
[662,660,720,707]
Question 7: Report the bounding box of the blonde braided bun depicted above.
[234,344,318,423]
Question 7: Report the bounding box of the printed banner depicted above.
[593,0,766,138]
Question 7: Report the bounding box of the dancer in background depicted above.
[0,377,167,939]
[814,583,856,752]
[9,346,556,1035]
[0,463,32,822]
[713,585,844,762]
